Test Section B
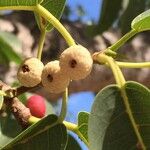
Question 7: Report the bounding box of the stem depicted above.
[37,29,46,60]
[0,6,35,11]
[108,29,137,52]
[28,116,41,124]
[58,88,68,123]
[0,90,6,96]
[95,54,146,149]
[63,121,89,147]
[105,49,117,57]
[97,54,125,87]
[35,4,75,46]
[116,61,150,68]
[15,84,41,97]
[63,121,77,132]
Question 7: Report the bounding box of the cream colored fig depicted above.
[41,60,70,93]
[17,58,44,87]
[60,45,93,80]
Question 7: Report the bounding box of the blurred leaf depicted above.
[131,9,150,32]
[35,0,66,31]
[63,5,71,19]
[77,112,89,143]
[88,81,150,150]
[11,81,21,88]
[0,48,9,65]
[66,134,82,150]
[0,31,21,52]
[147,0,150,7]
[2,114,67,150]
[18,94,27,104]
[76,5,85,21]
[0,112,22,149]
[120,0,146,34]
[0,31,22,64]
[0,95,4,110]
[0,0,42,7]
[95,0,123,34]
[45,100,54,115]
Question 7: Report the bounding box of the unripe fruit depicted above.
[17,58,44,87]
[41,60,70,93]
[60,45,93,80]
[26,95,46,118]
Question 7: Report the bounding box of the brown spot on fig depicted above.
[22,64,30,73]
[47,74,53,82]
[69,59,77,68]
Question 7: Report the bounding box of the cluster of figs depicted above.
[17,45,93,93]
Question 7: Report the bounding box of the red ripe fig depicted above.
[26,95,46,118]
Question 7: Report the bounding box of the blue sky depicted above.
[66,92,95,150]
[67,0,102,23]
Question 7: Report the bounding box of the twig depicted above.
[5,97,31,129]
[15,84,41,97]
[0,80,40,129]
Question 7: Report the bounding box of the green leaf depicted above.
[120,0,146,34]
[131,9,150,32]
[0,95,4,110]
[0,0,43,7]
[0,31,22,64]
[78,111,89,142]
[125,81,150,148]
[66,134,82,150]
[88,85,122,150]
[12,124,67,150]
[2,114,67,150]
[35,0,66,31]
[88,82,150,150]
